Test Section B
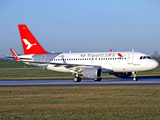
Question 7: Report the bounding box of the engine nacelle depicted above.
[82,68,102,79]
[112,72,132,78]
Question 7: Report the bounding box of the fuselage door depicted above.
[128,53,134,64]
[40,55,46,62]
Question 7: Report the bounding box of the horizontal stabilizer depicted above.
[10,49,20,60]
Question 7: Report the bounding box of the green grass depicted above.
[0,69,73,79]
[155,58,160,64]
[0,61,36,68]
[0,86,160,119]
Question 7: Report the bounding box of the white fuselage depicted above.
[19,51,159,74]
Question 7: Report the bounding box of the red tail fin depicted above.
[18,24,48,55]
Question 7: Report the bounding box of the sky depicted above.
[0,0,160,56]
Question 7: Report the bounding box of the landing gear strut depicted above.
[73,73,81,82]
[132,72,138,81]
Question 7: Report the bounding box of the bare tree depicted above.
[152,50,159,58]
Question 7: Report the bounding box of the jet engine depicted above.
[82,68,102,79]
[111,72,132,78]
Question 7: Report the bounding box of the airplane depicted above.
[10,24,159,82]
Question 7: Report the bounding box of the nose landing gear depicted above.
[133,77,138,81]
[132,72,138,81]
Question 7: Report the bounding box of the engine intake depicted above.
[82,68,102,79]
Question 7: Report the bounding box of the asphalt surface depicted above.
[0,77,160,87]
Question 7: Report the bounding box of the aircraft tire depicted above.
[73,77,81,82]
[94,77,102,82]
[133,77,138,81]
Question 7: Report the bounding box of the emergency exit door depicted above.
[128,53,134,64]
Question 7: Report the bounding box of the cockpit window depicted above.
[139,56,152,60]
[146,56,151,59]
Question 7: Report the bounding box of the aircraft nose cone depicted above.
[152,60,159,69]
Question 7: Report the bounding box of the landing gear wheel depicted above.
[73,77,81,82]
[132,72,138,81]
[94,77,102,82]
[133,77,138,81]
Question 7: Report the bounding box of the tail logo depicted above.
[23,39,37,50]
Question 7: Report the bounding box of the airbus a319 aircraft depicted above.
[10,24,159,82]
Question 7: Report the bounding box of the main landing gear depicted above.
[73,76,102,82]
[132,72,138,81]
[73,72,81,82]
[94,77,102,82]
[73,77,81,82]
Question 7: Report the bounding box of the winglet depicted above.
[10,49,20,60]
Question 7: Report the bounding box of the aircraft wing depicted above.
[33,61,101,67]
[28,61,102,72]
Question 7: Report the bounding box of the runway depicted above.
[0,77,160,87]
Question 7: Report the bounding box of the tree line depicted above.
[151,50,160,58]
